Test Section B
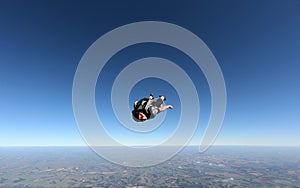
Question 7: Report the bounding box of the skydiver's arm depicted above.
[158,105,173,112]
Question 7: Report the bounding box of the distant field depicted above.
[0,146,300,187]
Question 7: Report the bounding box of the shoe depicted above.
[149,93,154,100]
[159,95,166,101]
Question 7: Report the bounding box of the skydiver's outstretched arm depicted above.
[158,105,173,112]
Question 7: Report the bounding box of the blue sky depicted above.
[0,0,299,146]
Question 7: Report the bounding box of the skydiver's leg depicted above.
[151,98,163,108]
[152,95,166,108]
[144,99,153,111]
[143,93,155,110]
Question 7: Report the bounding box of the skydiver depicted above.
[132,94,173,122]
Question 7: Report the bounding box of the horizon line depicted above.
[1,145,300,148]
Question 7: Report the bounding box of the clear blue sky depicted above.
[0,0,299,146]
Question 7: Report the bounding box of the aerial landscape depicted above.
[1,146,300,187]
